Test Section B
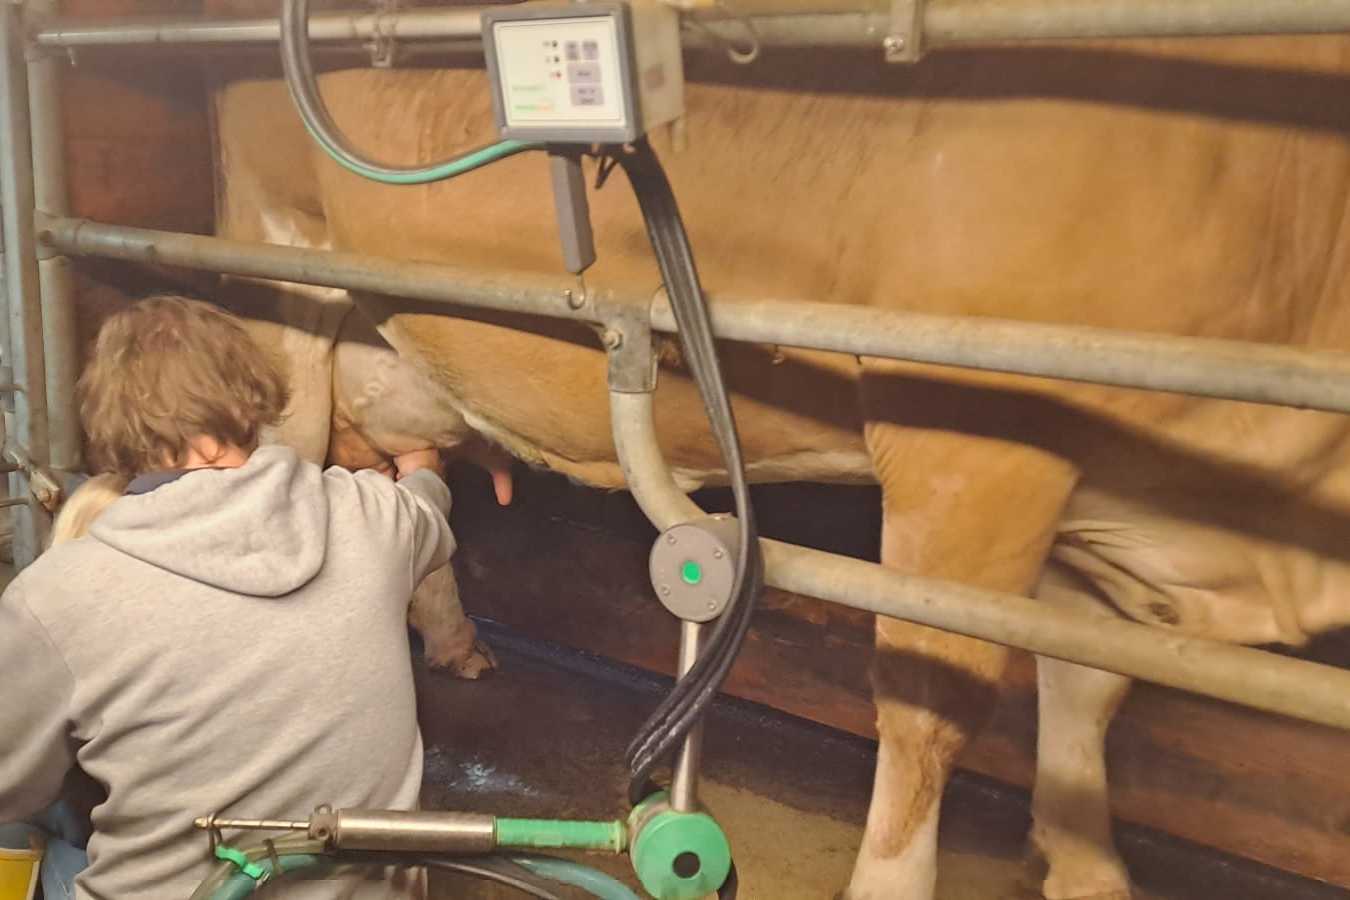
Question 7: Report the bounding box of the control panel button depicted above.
[570,83,604,106]
[567,62,601,84]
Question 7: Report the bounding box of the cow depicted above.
[222,276,508,680]
[199,30,1350,900]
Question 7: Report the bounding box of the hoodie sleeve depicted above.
[0,582,76,822]
[394,469,456,585]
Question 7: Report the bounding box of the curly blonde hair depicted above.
[48,473,127,548]
[78,295,289,478]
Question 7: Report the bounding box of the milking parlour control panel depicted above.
[482,1,684,144]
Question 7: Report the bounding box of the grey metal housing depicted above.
[482,2,643,144]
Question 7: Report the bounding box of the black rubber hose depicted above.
[616,142,759,795]
[615,140,765,803]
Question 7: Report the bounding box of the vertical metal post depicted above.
[28,0,79,480]
[669,620,704,812]
[1,0,53,563]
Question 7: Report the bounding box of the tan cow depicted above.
[205,35,1350,900]
[232,280,508,679]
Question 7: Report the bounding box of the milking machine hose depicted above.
[190,835,640,900]
[280,0,542,184]
[615,141,765,804]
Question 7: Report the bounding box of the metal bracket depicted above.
[364,0,399,69]
[6,442,61,511]
[596,295,658,394]
[884,0,924,63]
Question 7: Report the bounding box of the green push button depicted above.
[680,561,703,585]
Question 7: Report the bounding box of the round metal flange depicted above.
[649,515,740,623]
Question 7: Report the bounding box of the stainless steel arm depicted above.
[606,389,1350,733]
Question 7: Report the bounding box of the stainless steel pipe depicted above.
[609,390,1350,732]
[28,0,80,480]
[31,0,1350,52]
[669,620,705,813]
[319,808,496,854]
[41,218,1350,416]
[1,4,52,563]
[32,8,482,49]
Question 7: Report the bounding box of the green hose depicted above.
[190,831,639,900]
[299,126,541,185]
[188,837,329,899]
[280,0,543,185]
[508,855,643,900]
[209,853,327,900]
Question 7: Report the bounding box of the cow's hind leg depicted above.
[1030,565,1133,900]
[409,563,498,679]
[847,367,1078,900]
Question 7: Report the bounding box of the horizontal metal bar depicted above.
[0,497,29,509]
[31,0,1350,51]
[40,217,600,325]
[610,390,1350,732]
[926,0,1350,43]
[33,8,481,48]
[649,294,1350,413]
[41,217,1350,416]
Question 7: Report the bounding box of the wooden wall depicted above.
[52,0,1350,888]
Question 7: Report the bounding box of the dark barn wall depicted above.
[53,0,1350,886]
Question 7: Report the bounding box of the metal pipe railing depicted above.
[28,0,80,480]
[1,4,52,563]
[669,621,705,812]
[30,0,1350,52]
[32,8,481,48]
[41,217,1350,416]
[608,390,1350,732]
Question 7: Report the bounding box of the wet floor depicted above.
[414,622,1349,900]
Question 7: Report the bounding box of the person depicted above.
[0,294,452,898]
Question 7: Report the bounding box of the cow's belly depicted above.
[1053,480,1350,645]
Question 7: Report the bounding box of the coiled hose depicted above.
[188,836,639,900]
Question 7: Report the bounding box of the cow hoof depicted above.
[1024,840,1132,900]
[434,639,498,680]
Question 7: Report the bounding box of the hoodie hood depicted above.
[89,445,328,597]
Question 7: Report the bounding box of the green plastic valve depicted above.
[629,793,731,900]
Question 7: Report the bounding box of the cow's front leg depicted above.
[1030,565,1133,900]
[410,563,498,678]
[847,366,1078,900]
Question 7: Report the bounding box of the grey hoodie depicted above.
[0,445,453,899]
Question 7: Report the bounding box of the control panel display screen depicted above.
[492,17,628,131]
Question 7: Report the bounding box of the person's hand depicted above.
[393,447,442,481]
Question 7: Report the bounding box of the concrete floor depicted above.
[414,623,1349,900]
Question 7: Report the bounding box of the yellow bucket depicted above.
[0,847,41,900]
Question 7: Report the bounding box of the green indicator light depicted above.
[680,561,703,585]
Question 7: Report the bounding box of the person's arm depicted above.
[393,449,455,585]
[0,582,76,821]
